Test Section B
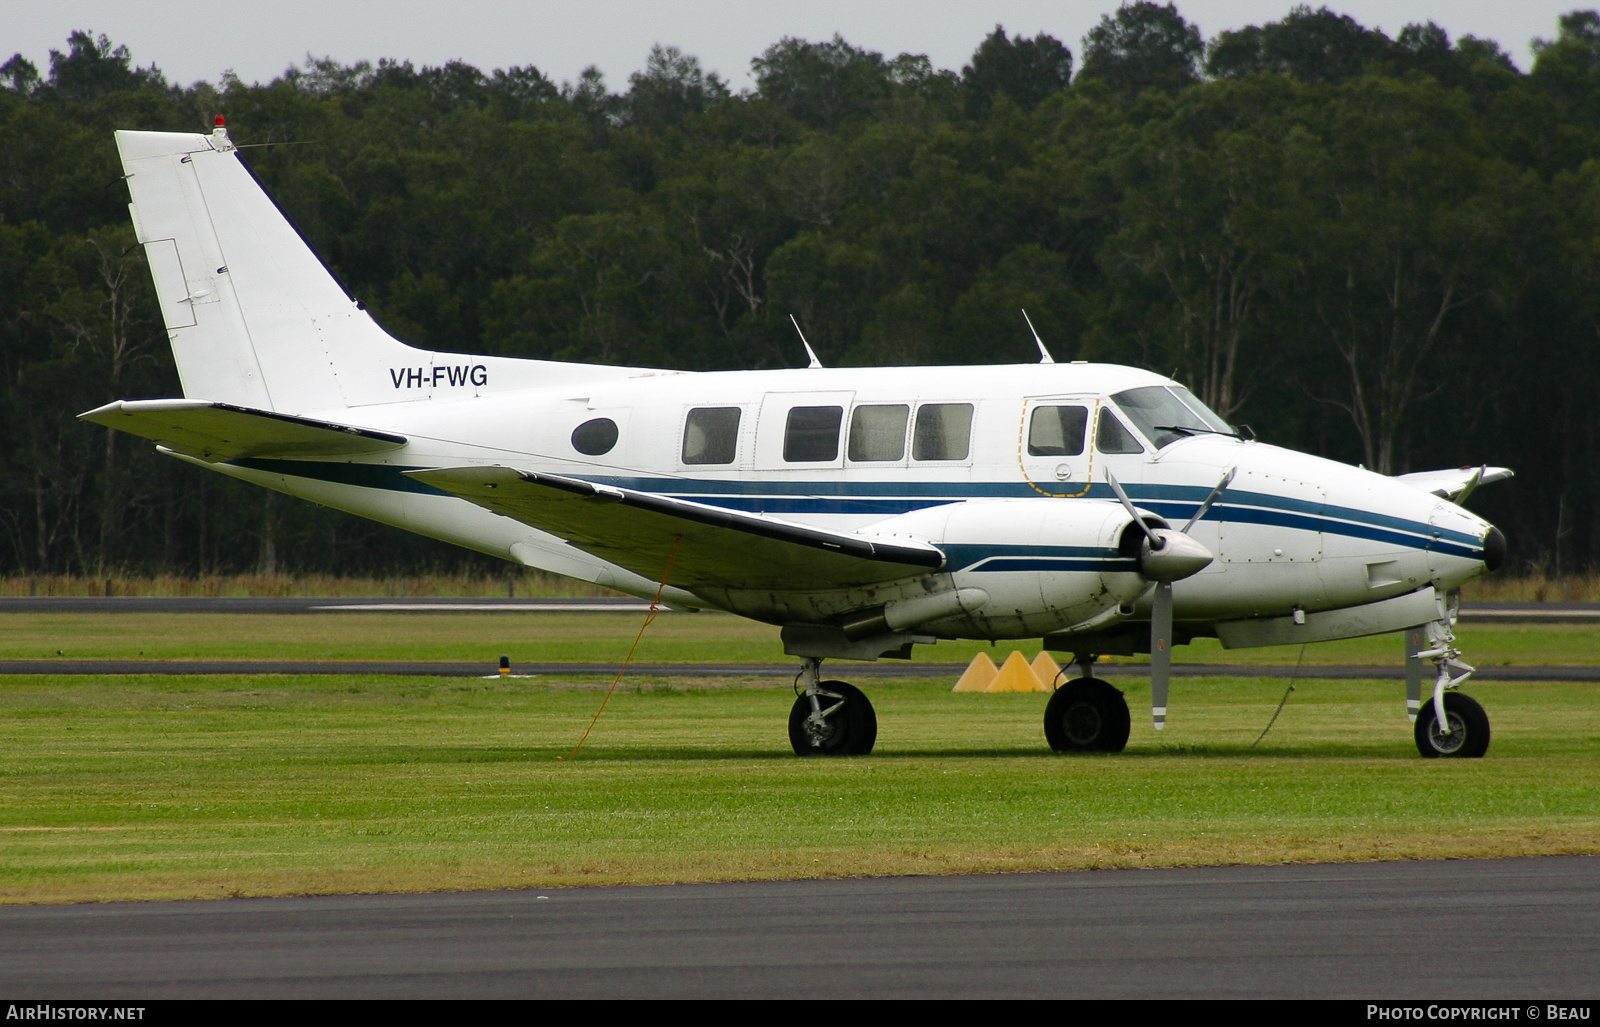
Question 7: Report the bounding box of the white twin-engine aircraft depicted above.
[87,123,1512,759]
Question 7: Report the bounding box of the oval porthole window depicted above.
[571,417,619,456]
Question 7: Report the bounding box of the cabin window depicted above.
[682,407,741,464]
[1095,407,1144,454]
[847,404,909,462]
[570,417,619,456]
[1028,405,1087,456]
[784,406,844,462]
[912,403,973,461]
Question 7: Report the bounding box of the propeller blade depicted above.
[1454,465,1486,507]
[1105,470,1161,548]
[1181,466,1236,534]
[1151,580,1172,730]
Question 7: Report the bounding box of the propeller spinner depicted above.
[1105,469,1230,730]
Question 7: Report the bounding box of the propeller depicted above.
[1182,466,1236,533]
[1453,464,1486,507]
[1105,469,1229,730]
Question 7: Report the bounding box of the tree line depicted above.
[3,3,1599,578]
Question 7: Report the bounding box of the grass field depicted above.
[1,611,1596,904]
[1,668,1598,904]
[1,611,1597,667]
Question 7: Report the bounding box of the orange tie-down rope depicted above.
[561,536,682,761]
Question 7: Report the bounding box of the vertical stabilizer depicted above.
[118,127,660,412]
[118,127,420,413]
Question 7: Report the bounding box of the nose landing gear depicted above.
[1407,595,1490,758]
[788,656,877,756]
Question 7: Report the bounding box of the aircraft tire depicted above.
[789,680,877,756]
[1044,678,1130,753]
[1414,691,1490,758]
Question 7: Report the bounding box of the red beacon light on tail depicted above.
[208,114,234,152]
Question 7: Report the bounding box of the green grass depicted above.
[1,672,1597,904]
[1,571,616,598]
[0,612,1595,666]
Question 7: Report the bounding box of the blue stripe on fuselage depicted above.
[591,476,1479,547]
[223,460,1484,560]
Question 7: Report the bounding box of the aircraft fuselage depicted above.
[197,360,1495,645]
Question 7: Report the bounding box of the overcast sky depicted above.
[3,1,1586,91]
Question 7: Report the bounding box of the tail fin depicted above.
[120,126,644,413]
[118,126,426,412]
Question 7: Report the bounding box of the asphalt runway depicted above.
[1,857,1595,999]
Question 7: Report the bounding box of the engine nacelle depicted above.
[872,498,1150,639]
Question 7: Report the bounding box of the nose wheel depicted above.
[1408,596,1489,758]
[1414,691,1490,758]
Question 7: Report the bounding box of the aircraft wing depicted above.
[1394,466,1514,502]
[407,466,946,591]
[79,399,406,461]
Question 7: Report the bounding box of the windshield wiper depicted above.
[1154,424,1254,441]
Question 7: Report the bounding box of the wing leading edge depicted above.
[406,466,945,591]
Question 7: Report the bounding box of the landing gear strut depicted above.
[1408,595,1490,759]
[1043,655,1131,753]
[788,656,877,756]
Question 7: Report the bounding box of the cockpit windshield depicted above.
[1112,386,1235,449]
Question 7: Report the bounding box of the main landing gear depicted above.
[788,656,877,756]
[1409,599,1490,759]
[1043,656,1131,753]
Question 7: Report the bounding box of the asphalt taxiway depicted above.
[1,857,1595,999]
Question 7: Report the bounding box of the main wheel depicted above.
[1044,678,1131,753]
[789,680,877,756]
[1414,691,1490,758]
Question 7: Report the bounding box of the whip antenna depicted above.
[790,315,824,368]
[1022,309,1054,363]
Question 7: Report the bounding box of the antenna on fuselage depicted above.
[789,315,824,369]
[1022,309,1054,363]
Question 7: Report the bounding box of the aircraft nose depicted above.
[1483,525,1506,572]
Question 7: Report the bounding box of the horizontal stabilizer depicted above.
[1395,466,1514,502]
[80,399,406,461]
[406,466,945,591]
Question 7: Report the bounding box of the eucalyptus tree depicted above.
[1205,5,1389,83]
[624,45,729,133]
[1079,2,1203,96]
[1101,78,1305,418]
[753,35,894,131]
[961,26,1073,117]
[1290,78,1517,475]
